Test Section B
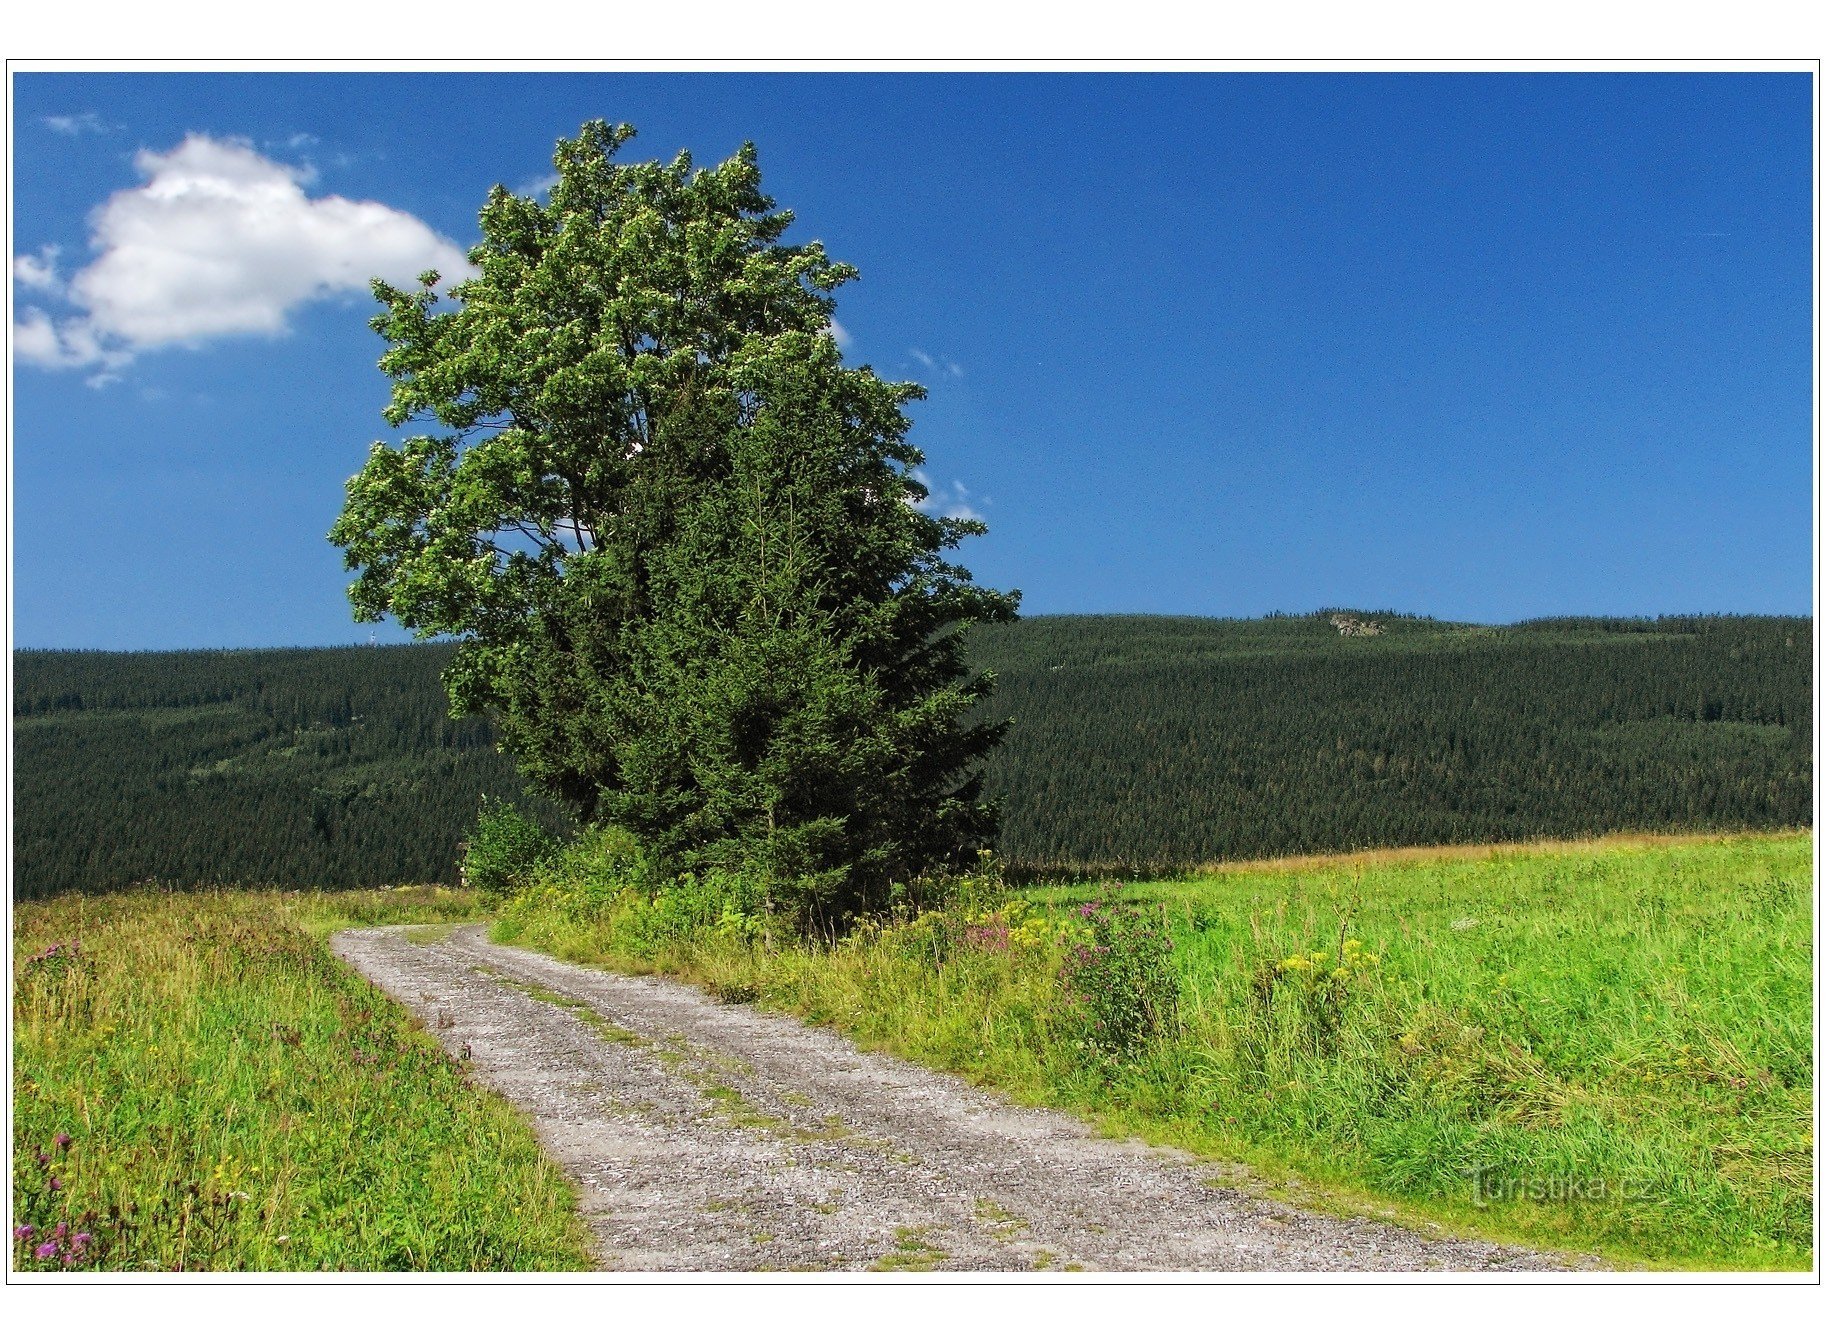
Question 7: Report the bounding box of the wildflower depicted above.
[71,1232,92,1249]
[35,1242,57,1260]
[48,1177,62,1192]
[14,1225,34,1241]
[54,1133,72,1150]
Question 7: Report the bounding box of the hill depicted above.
[971,613,1811,874]
[10,613,1811,898]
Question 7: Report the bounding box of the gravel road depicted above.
[332,923,1581,1273]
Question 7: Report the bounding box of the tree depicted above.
[329,120,1018,930]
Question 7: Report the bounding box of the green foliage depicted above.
[495,850,762,961]
[329,120,1016,928]
[1247,938,1382,1058]
[498,833,1813,1268]
[12,890,591,1271]
[1056,899,1180,1067]
[10,644,561,900]
[461,799,560,895]
[974,613,1811,872]
[12,613,1811,901]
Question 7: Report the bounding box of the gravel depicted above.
[331,923,1585,1273]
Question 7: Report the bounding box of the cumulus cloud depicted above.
[13,246,62,292]
[13,306,128,372]
[13,134,473,376]
[910,468,985,523]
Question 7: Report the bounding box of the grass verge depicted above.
[494,831,1813,1271]
[13,887,593,1271]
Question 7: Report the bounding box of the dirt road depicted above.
[332,924,1579,1273]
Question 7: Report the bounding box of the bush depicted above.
[461,800,560,895]
[1055,901,1179,1067]
[493,835,766,958]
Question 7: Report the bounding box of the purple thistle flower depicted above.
[54,1132,72,1150]
[72,1232,92,1248]
[48,1177,62,1192]
[35,1242,57,1259]
[14,1225,34,1241]
[53,1223,68,1239]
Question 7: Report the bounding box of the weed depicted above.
[1055,902,1179,1068]
[870,1225,949,1271]
[974,1198,1029,1242]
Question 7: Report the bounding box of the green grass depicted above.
[494,831,1813,1270]
[13,888,593,1271]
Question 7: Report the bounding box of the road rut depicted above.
[332,923,1578,1273]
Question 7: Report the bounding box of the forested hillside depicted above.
[972,614,1811,873]
[11,647,558,899]
[11,614,1811,898]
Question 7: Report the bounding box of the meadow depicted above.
[12,887,592,1272]
[493,830,1814,1270]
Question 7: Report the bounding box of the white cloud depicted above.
[827,318,852,350]
[13,246,63,293]
[908,346,964,378]
[910,468,985,523]
[13,134,473,376]
[13,307,130,373]
[44,112,116,136]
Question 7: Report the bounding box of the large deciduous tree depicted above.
[329,121,1017,929]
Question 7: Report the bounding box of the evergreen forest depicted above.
[11,613,1810,899]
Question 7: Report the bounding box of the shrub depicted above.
[605,869,764,956]
[460,800,560,895]
[1055,902,1179,1067]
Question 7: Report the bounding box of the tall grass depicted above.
[13,888,592,1272]
[495,833,1813,1270]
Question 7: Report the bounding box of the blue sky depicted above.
[9,71,1814,651]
